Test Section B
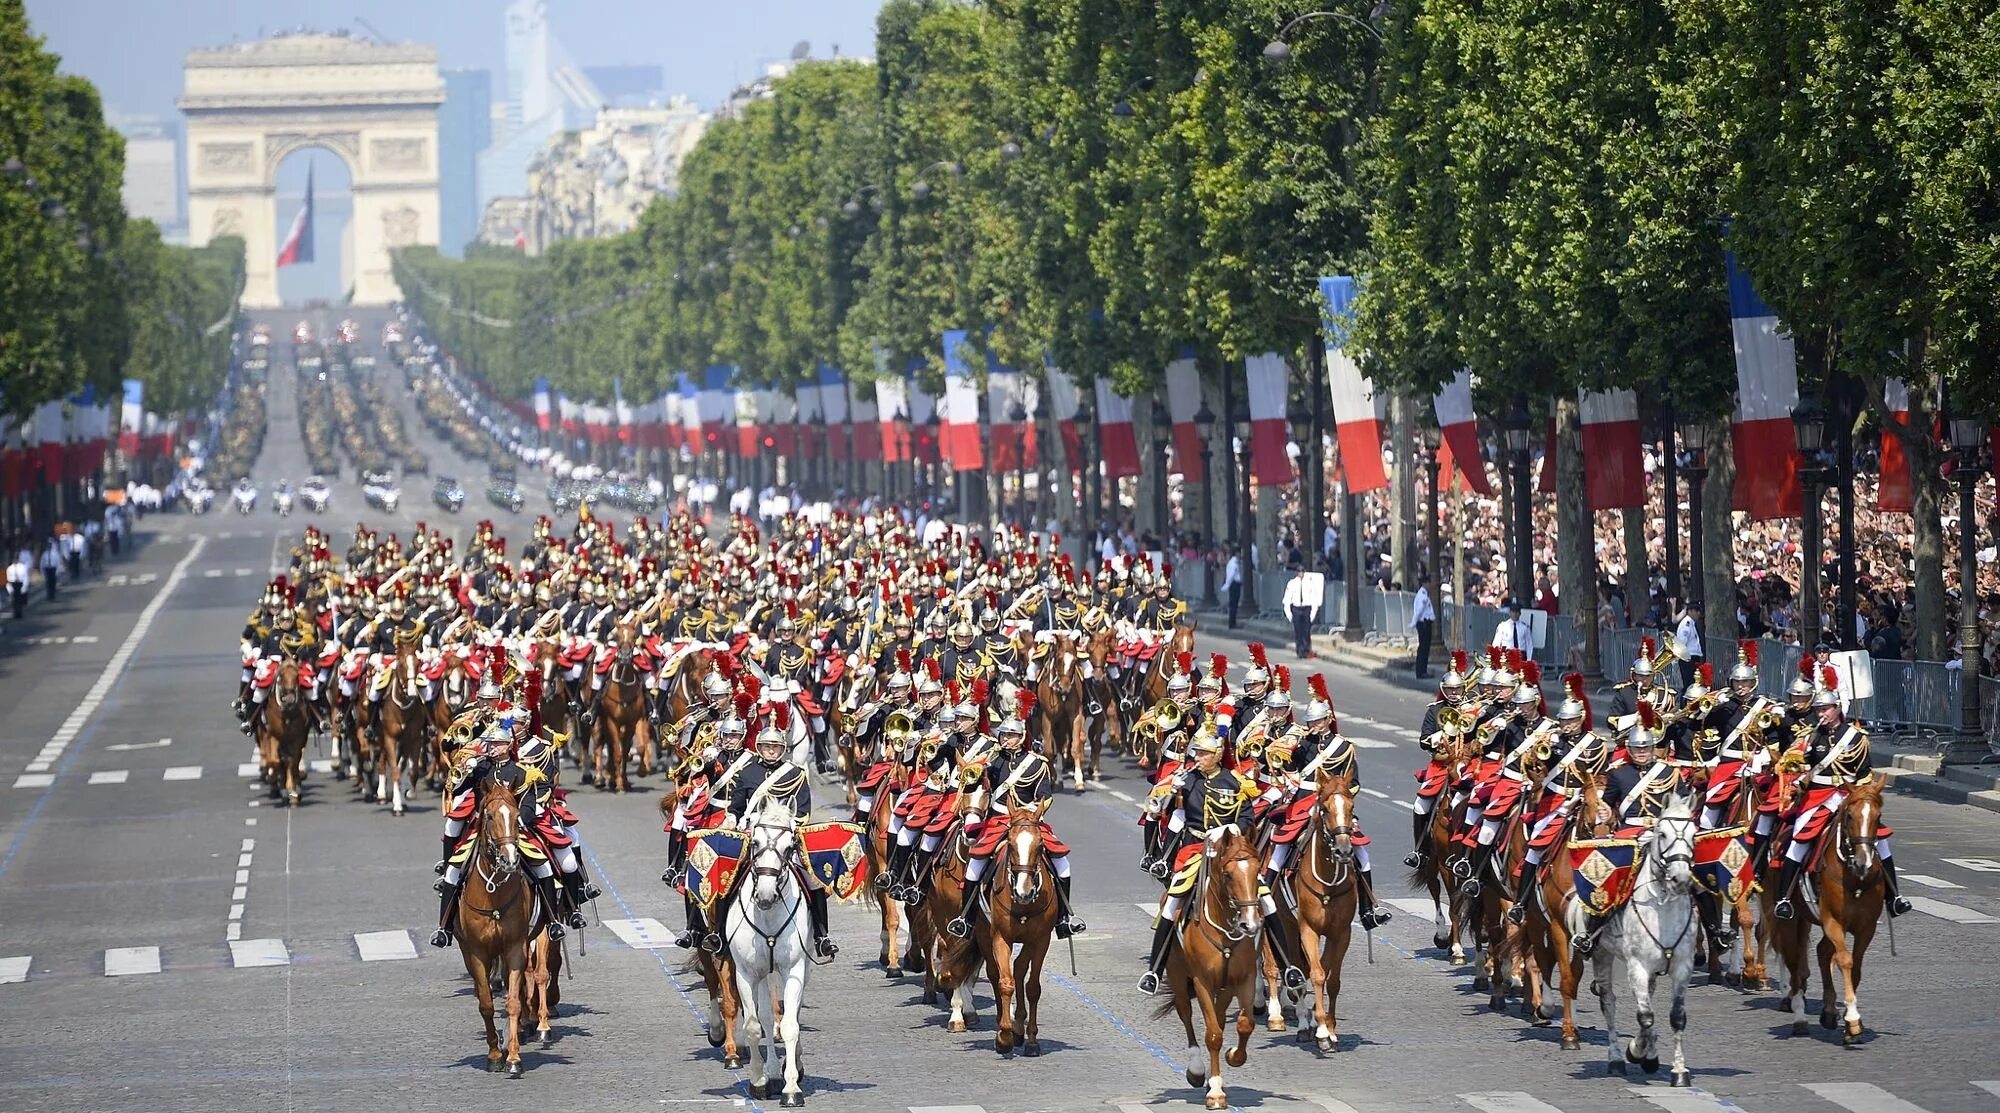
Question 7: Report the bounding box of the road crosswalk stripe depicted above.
[163,766,202,781]
[910,1106,989,1113]
[1134,901,1161,919]
[1460,1094,1565,1113]
[88,770,128,785]
[1801,1082,1932,1113]
[355,930,418,961]
[1972,1082,2000,1099]
[309,759,334,773]
[1905,896,1997,924]
[1630,1086,1743,1112]
[0,956,28,984]
[1901,873,1962,890]
[238,763,260,777]
[1388,897,1438,919]
[12,774,54,789]
[104,946,161,976]
[229,938,290,968]
[602,917,675,949]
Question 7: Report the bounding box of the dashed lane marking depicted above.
[354,930,418,962]
[909,1106,989,1113]
[12,774,54,790]
[1801,1082,1933,1113]
[1973,1082,2000,1099]
[601,918,675,949]
[1630,1085,1750,1113]
[1349,734,1398,749]
[1107,789,1137,803]
[164,766,202,781]
[1388,897,1439,919]
[1941,857,2000,873]
[1906,896,1997,924]
[106,738,171,752]
[0,956,28,984]
[309,758,334,773]
[104,946,161,977]
[1902,873,1963,890]
[87,770,129,785]
[203,569,223,578]
[1460,1095,1565,1113]
[228,938,290,968]
[1359,786,1389,799]
[238,763,259,777]
[217,531,232,538]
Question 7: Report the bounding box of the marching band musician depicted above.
[1409,650,1472,867]
[1747,654,1823,866]
[945,692,1087,941]
[1457,662,1545,897]
[1259,675,1391,931]
[1768,666,1912,921]
[1698,640,1777,829]
[667,688,754,949]
[1138,727,1252,996]
[717,707,839,962]
[1573,701,1682,956]
[1508,674,1609,925]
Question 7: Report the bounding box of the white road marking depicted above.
[355,930,418,962]
[71,635,98,644]
[1392,798,1417,811]
[233,568,252,577]
[234,869,249,885]
[0,956,28,984]
[237,853,253,868]
[164,766,202,781]
[1901,873,1962,890]
[1800,1082,1933,1113]
[309,758,333,773]
[229,904,245,921]
[23,762,48,774]
[203,569,223,578]
[1388,897,1439,919]
[1359,786,1389,799]
[237,763,260,777]
[226,923,241,942]
[1460,1095,1566,1113]
[12,774,54,789]
[240,838,256,852]
[1631,1086,1744,1113]
[88,770,129,785]
[1972,1082,2000,1100]
[1905,896,1997,924]
[229,938,290,968]
[910,1106,989,1113]
[232,886,246,900]
[1107,789,1136,803]
[1134,902,1161,918]
[104,946,161,977]
[244,818,256,827]
[217,531,232,539]
[107,738,171,751]
[1349,735,1397,749]
[1941,856,2000,873]
[601,917,675,949]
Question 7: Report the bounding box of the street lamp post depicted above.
[1076,393,1098,533]
[1793,392,1826,653]
[1233,403,1257,611]
[1950,412,1987,737]
[1505,401,1533,606]
[1150,398,1172,542]
[1010,400,1029,529]
[1197,399,1218,605]
[1422,421,1442,590]
[1679,419,1710,609]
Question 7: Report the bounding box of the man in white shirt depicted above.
[5,550,29,620]
[39,538,62,601]
[1410,573,1437,678]
[1674,599,1705,688]
[1223,547,1244,629]
[1282,564,1319,658]
[1491,600,1533,661]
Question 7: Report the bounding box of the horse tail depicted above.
[658,786,680,820]
[1150,980,1186,1021]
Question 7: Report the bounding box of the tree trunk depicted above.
[1257,482,1282,594]
[1393,393,1418,587]
[1622,508,1646,627]
[1554,398,1597,674]
[1901,368,1949,661]
[1702,414,1739,648]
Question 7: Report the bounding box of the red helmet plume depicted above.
[1697,661,1714,688]
[1014,690,1036,720]
[1308,673,1331,704]
[1451,649,1469,675]
[1247,642,1270,671]
[1740,638,1759,667]
[1209,653,1229,679]
[896,647,913,674]
[1177,650,1194,676]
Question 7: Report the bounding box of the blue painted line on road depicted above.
[1049,973,1247,1113]
[576,837,768,1113]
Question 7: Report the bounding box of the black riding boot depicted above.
[899,846,937,902]
[1054,874,1086,938]
[1697,891,1735,946]
[701,893,731,953]
[532,874,567,940]
[570,855,602,902]
[1137,917,1177,995]
[881,839,913,893]
[945,867,983,939]
[1358,869,1392,930]
[807,889,839,960]
[676,895,707,949]
[1405,809,1432,868]
[1508,867,1540,926]
[1770,853,1808,920]
[1459,841,1495,897]
[1881,856,1913,917]
[431,881,460,948]
[1573,913,1605,956]
[558,871,591,929]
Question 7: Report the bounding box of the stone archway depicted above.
[180,32,442,307]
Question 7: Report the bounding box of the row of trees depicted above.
[397,0,1998,658]
[1,0,244,429]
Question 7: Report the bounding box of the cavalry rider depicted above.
[763,602,829,771]
[1748,654,1821,866]
[1257,675,1391,930]
[1768,666,1912,921]
[1135,564,1186,630]
[851,648,917,825]
[1138,727,1251,995]
[940,613,990,688]
[945,692,1087,941]
[883,671,972,901]
[1508,673,1610,924]
[1699,639,1777,830]
[1409,650,1472,867]
[235,578,288,734]
[667,688,754,949]
[718,708,839,962]
[1574,702,1682,955]
[1458,663,1547,897]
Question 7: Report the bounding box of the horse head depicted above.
[477,778,524,884]
[611,616,640,664]
[1207,826,1264,941]
[746,805,801,910]
[1005,800,1052,904]
[272,659,304,715]
[1651,792,1698,890]
[1842,775,1887,884]
[1314,768,1358,867]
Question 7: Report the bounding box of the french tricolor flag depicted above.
[1044,360,1083,472]
[1579,388,1645,509]
[276,162,314,267]
[678,373,702,448]
[1164,350,1204,481]
[1243,352,1294,486]
[1319,277,1386,493]
[557,393,579,437]
[940,331,983,470]
[733,385,758,457]
[986,353,1025,471]
[819,364,851,461]
[120,379,144,458]
[766,389,796,457]
[533,377,552,432]
[1726,253,1802,521]
[1431,370,1493,495]
[1878,379,1912,513]
[850,388,880,461]
[877,375,908,463]
[908,364,939,464]
[700,366,732,449]
[794,375,823,458]
[1094,376,1141,479]
[662,390,683,451]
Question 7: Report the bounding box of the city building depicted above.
[438,69,492,258]
[115,117,184,242]
[480,0,603,214]
[582,64,665,107]
[479,98,708,254]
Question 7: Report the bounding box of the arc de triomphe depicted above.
[180,33,442,308]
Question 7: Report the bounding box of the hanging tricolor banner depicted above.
[733,384,759,457]
[1579,389,1645,510]
[533,377,552,433]
[0,421,24,499]
[34,399,66,485]
[276,162,315,267]
[1878,378,1911,513]
[1319,276,1387,493]
[876,375,908,463]
[678,373,702,448]
[851,388,881,461]
[556,393,579,437]
[1431,369,1493,495]
[1243,353,1294,486]
[940,330,984,470]
[766,389,797,457]
[795,374,824,458]
[1044,360,1083,471]
[1020,374,1040,470]
[1725,252,1802,521]
[612,378,633,444]
[1164,350,1204,482]
[662,390,683,450]
[1093,376,1141,479]
[908,363,939,465]
[120,379,145,458]
[585,401,613,446]
[986,353,1026,472]
[819,364,851,461]
[700,366,732,450]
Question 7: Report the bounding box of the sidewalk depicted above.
[0,523,153,640]
[1192,603,1438,696]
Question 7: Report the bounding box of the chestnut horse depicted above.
[256,659,312,806]
[372,644,427,816]
[919,794,983,1034]
[1282,770,1362,1054]
[523,926,563,1048]
[1406,729,1477,962]
[593,617,653,792]
[1030,636,1092,790]
[1508,774,1612,1050]
[1762,776,1888,1044]
[1155,827,1264,1111]
[458,777,535,1077]
[977,801,1059,1056]
[1079,629,1124,769]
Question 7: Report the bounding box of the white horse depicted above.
[1584,794,1699,1087]
[726,803,812,1107]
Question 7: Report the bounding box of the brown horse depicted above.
[256,659,311,806]
[1456,784,1531,1013]
[1156,828,1264,1111]
[827,665,871,806]
[919,795,983,1033]
[1284,770,1362,1054]
[1140,624,1197,708]
[372,644,427,816]
[1509,774,1613,1050]
[523,926,563,1048]
[1406,729,1477,962]
[1080,629,1124,768]
[863,757,918,978]
[593,617,653,792]
[977,801,1059,1056]
[531,639,577,766]
[1762,776,1888,1044]
[458,777,535,1077]
[1030,637,1092,790]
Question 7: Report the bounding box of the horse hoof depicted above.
[1844,1024,1862,1046]
[1472,975,1490,992]
[1432,932,1451,950]
[747,1082,767,1100]
[1317,1036,1336,1054]
[1561,1035,1581,1051]
[780,1095,804,1109]
[1790,1021,1810,1037]
[1294,1028,1313,1045]
[540,1027,553,1047]
[1672,1072,1692,1088]
[921,989,937,1005]
[948,1020,967,1034]
[1023,1041,1040,1058]
[1225,1048,1246,1069]
[1537,1003,1561,1022]
[1488,996,1506,1013]
[1608,1061,1628,1077]
[707,1031,724,1049]
[723,1056,744,1070]
[1186,1069,1206,1088]
[506,1061,523,1079]
[1642,1057,1660,1075]
[1206,1095,1229,1111]
[884,967,901,979]
[1530,1012,1552,1028]
[1819,1009,1838,1031]
[1725,972,1742,988]
[1267,1017,1289,1033]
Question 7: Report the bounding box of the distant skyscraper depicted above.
[116,118,183,240]
[582,64,665,107]
[484,0,601,213]
[439,69,492,258]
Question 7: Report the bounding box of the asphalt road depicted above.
[3,308,1998,1113]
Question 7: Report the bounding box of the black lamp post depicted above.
[1288,395,1314,572]
[1197,399,1218,605]
[1232,401,1256,610]
[1505,400,1533,606]
[1075,392,1098,532]
[1950,411,1987,736]
[1678,418,1710,609]
[1010,399,1029,528]
[1150,397,1172,540]
[1421,420,1442,590]
[1792,391,1826,652]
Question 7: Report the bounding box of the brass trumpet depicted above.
[883,710,917,753]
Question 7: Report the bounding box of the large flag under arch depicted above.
[276,162,315,267]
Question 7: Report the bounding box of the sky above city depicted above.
[25,0,889,123]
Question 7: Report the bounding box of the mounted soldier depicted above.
[1138,727,1251,995]
[945,692,1086,941]
[711,708,838,962]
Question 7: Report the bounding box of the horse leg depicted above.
[1020,937,1046,1057]
[1223,971,1255,1106]
[1595,948,1625,1075]
[1816,929,1839,1031]
[779,963,806,1106]
[1626,947,1659,1074]
[1301,917,1332,1052]
[1669,950,1693,1086]
[1259,929,1287,1032]
[990,936,1016,1055]
[736,968,769,1099]
[1843,919,1872,1045]
[503,949,525,1078]
[720,958,746,1069]
[465,950,501,1069]
[1196,980,1228,1110]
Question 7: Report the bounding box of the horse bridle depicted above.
[1195,839,1263,945]
[474,791,524,907]
[1003,817,1049,904]
[731,819,808,965]
[1309,791,1357,889]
